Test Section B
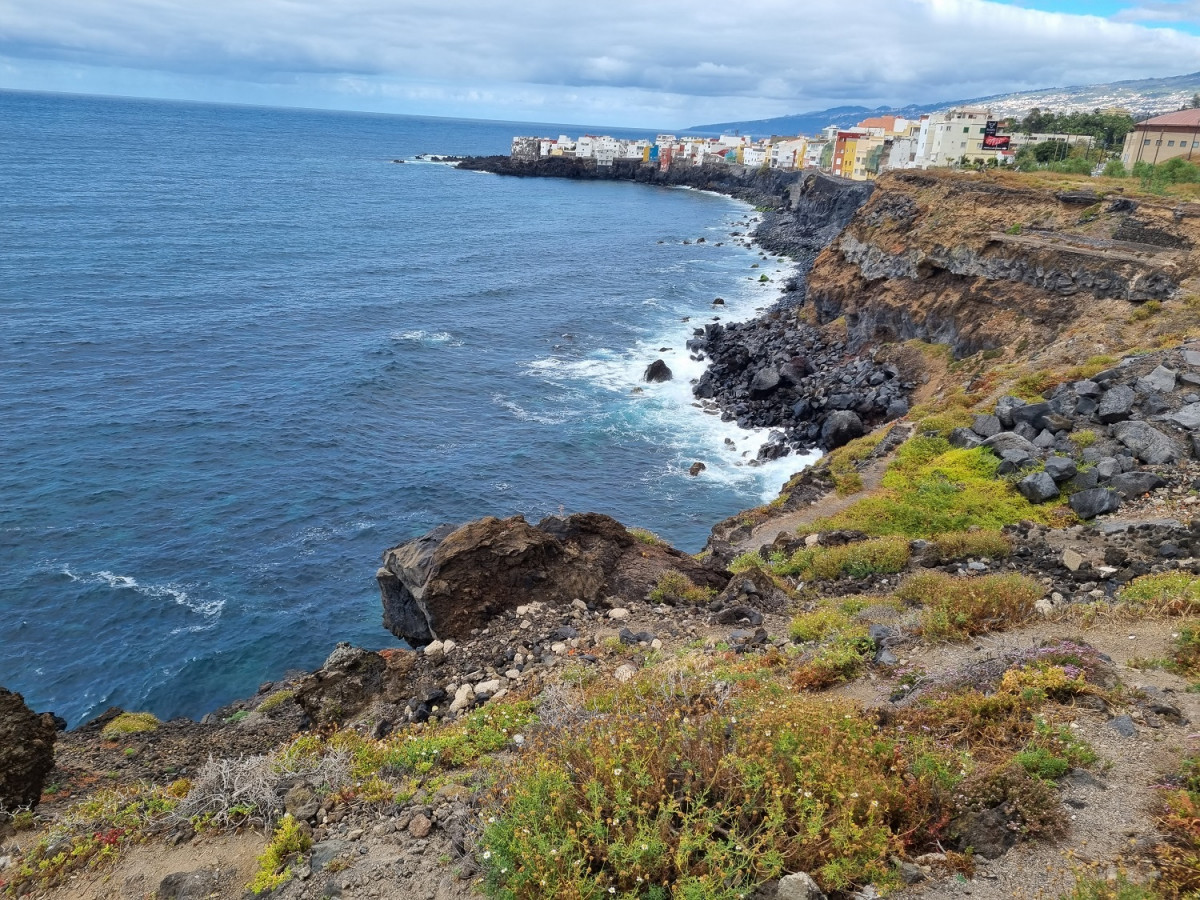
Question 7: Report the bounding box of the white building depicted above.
[770,138,809,170]
[914,108,997,168]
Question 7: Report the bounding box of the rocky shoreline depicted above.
[459,155,910,457]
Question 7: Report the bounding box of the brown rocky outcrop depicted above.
[378,513,728,644]
[0,687,58,810]
[806,170,1200,357]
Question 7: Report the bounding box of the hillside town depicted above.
[511,105,1200,181]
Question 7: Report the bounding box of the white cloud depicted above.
[1114,1,1200,23]
[0,0,1198,126]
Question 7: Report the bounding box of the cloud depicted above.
[1113,1,1200,23]
[1,0,1198,126]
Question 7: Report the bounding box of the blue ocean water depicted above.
[0,91,812,726]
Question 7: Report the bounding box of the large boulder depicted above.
[0,687,58,810]
[1112,420,1180,465]
[820,410,864,450]
[980,431,1041,459]
[1097,385,1135,424]
[1070,488,1122,519]
[378,513,727,644]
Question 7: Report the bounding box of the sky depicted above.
[1,0,1199,129]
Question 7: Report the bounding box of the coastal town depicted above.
[511,104,1200,180]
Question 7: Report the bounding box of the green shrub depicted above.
[1118,573,1200,615]
[728,552,765,574]
[774,536,910,581]
[248,814,313,895]
[814,438,1060,538]
[1102,159,1127,179]
[100,712,160,741]
[1129,300,1163,322]
[648,570,716,605]
[789,607,852,643]
[481,679,957,899]
[257,689,296,713]
[897,572,1043,639]
[1072,429,1097,449]
[792,632,875,690]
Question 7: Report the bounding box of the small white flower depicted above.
[609,888,617,894]
[850,792,859,798]
[483,851,492,859]
[613,768,622,776]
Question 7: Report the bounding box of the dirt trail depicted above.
[732,453,894,555]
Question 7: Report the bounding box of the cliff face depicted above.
[806,170,1200,357]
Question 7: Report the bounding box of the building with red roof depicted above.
[1120,108,1200,168]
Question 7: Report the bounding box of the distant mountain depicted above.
[688,71,1200,137]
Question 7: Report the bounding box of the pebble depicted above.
[608,608,630,620]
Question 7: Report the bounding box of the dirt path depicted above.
[732,453,894,555]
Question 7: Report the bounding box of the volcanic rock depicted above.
[644,359,673,383]
[0,687,57,810]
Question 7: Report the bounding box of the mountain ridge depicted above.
[687,69,1200,136]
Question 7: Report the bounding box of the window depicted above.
[963,127,970,133]
[1168,140,1176,147]
[1145,139,1152,145]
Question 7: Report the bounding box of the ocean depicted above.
[0,91,814,726]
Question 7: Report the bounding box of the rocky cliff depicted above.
[805,169,1200,358]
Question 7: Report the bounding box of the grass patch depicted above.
[789,607,853,643]
[2,783,182,894]
[896,572,1042,640]
[773,536,911,581]
[100,712,160,741]
[813,437,1061,538]
[1061,875,1157,899]
[1117,574,1200,616]
[928,530,1012,562]
[1071,429,1097,449]
[629,528,666,547]
[257,689,296,713]
[1013,371,1061,401]
[827,430,889,496]
[1067,355,1119,380]
[648,570,717,605]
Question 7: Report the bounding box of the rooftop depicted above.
[1136,109,1200,128]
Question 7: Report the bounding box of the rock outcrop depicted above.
[379,513,728,644]
[805,170,1199,357]
[0,687,58,810]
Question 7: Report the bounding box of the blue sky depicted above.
[1,0,1198,128]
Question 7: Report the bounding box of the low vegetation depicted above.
[898,572,1042,639]
[99,712,160,741]
[648,570,716,605]
[772,535,911,581]
[812,436,1062,538]
[248,814,313,895]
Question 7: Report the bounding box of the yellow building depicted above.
[1121,109,1200,168]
